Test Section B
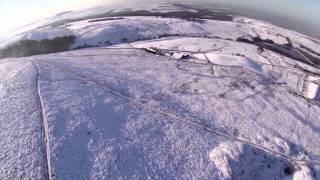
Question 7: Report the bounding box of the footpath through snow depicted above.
[0,4,320,179]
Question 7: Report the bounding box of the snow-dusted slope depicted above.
[68,16,251,49]
[1,3,320,180]
[1,42,319,178]
[2,14,320,68]
[0,59,47,178]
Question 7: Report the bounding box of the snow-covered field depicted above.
[1,3,320,180]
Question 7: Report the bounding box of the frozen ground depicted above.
[1,4,320,180]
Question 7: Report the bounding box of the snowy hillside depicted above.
[1,3,320,180]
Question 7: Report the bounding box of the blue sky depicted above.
[0,0,319,34]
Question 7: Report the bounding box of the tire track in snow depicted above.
[33,61,52,180]
[38,60,320,167]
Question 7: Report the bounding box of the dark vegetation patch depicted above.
[88,17,124,23]
[101,9,233,22]
[0,3,234,58]
[73,43,100,50]
[0,36,75,58]
[45,4,233,28]
[236,36,320,67]
[300,44,320,57]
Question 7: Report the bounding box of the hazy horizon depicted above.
[1,0,319,37]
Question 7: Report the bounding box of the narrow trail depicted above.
[37,60,320,167]
[33,61,52,180]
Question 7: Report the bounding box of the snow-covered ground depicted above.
[1,3,320,180]
[0,59,47,178]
